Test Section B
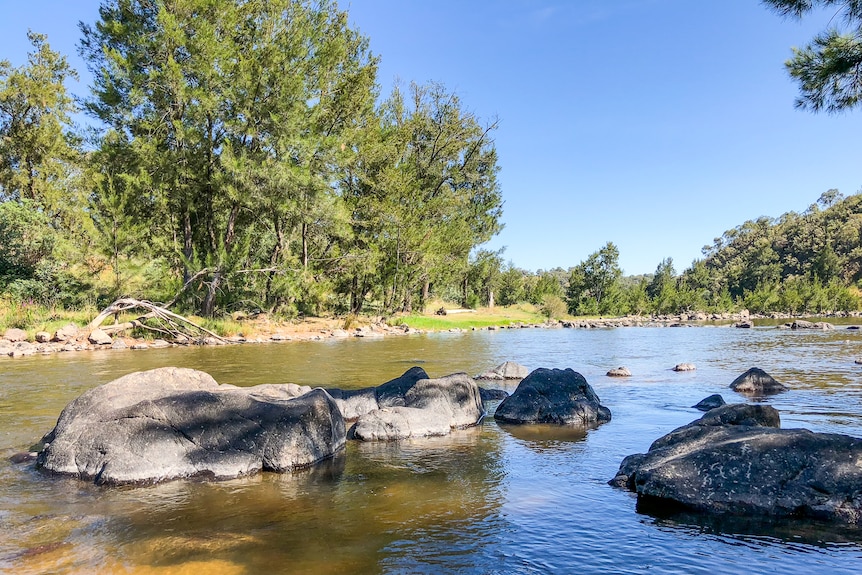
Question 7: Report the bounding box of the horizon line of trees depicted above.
[467,190,862,319]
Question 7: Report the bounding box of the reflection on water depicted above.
[2,327,862,573]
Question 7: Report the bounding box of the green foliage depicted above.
[566,242,622,315]
[73,1,503,318]
[0,31,80,213]
[764,0,862,112]
[0,200,55,280]
[540,294,567,320]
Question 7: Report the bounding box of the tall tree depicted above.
[80,0,377,316]
[0,31,80,214]
[566,242,622,315]
[764,0,862,112]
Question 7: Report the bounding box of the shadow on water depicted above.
[637,496,862,548]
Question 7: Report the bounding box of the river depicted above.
[2,325,862,573]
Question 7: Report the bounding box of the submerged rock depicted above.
[729,367,788,395]
[610,404,862,525]
[478,388,509,401]
[494,368,611,426]
[672,363,696,372]
[36,367,345,485]
[606,367,632,377]
[475,361,530,381]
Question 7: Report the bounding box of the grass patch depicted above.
[391,304,547,330]
[0,299,98,338]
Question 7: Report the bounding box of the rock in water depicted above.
[475,361,530,381]
[478,388,509,401]
[691,394,726,411]
[350,372,485,441]
[729,367,788,395]
[494,368,611,426]
[610,404,862,525]
[36,367,345,485]
[606,367,631,377]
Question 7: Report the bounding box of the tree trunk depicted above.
[461,275,469,308]
[201,270,222,317]
[302,221,310,268]
[421,281,430,308]
[182,209,193,284]
[488,288,495,310]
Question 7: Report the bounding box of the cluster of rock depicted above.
[0,323,427,358]
[32,361,618,486]
[27,356,862,528]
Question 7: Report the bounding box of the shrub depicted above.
[541,294,567,320]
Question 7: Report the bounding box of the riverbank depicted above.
[3,306,862,359]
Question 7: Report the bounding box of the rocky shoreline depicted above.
[2,309,862,358]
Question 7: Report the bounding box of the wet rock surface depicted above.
[729,367,788,395]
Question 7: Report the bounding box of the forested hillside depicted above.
[477,191,862,318]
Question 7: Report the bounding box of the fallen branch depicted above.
[87,298,231,344]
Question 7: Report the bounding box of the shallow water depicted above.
[2,326,862,573]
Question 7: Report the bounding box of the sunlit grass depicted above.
[391,304,547,330]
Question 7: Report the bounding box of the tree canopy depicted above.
[764,0,862,112]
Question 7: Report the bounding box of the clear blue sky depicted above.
[2,0,859,275]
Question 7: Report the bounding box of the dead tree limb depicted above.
[87,298,231,344]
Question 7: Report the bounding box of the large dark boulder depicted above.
[610,404,862,525]
[730,367,788,395]
[36,367,345,485]
[494,368,611,426]
[351,372,485,441]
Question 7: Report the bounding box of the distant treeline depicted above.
[478,190,862,318]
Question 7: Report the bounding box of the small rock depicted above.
[51,323,79,342]
[607,367,632,377]
[111,339,128,350]
[730,367,788,395]
[150,339,171,348]
[673,363,696,372]
[475,361,530,381]
[3,328,28,342]
[479,388,510,401]
[692,394,726,411]
[35,331,51,343]
[87,329,113,346]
